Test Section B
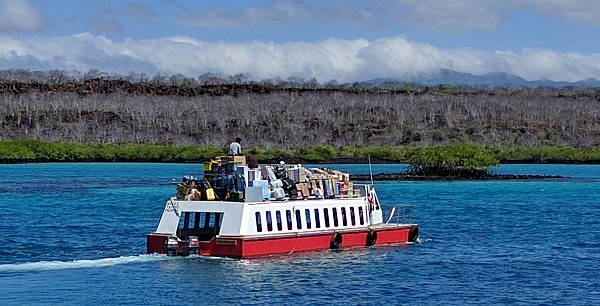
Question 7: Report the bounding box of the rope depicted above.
[288,232,300,255]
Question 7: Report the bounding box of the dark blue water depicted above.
[1,163,599,305]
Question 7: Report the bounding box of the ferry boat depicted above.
[147,156,419,258]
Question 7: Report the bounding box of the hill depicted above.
[0,70,599,150]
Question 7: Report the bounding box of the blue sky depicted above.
[1,0,600,83]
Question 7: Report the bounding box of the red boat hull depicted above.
[147,225,418,258]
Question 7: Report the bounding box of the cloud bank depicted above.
[174,0,600,32]
[1,33,600,83]
[0,0,46,33]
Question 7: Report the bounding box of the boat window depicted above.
[332,208,339,227]
[323,208,330,228]
[204,212,211,228]
[255,211,262,232]
[177,212,223,239]
[286,210,293,230]
[276,210,283,231]
[295,209,302,230]
[214,213,222,229]
[181,212,191,229]
[266,211,273,231]
[194,212,201,228]
[314,208,321,228]
[350,207,356,226]
[358,207,364,225]
[305,209,311,229]
[341,207,348,226]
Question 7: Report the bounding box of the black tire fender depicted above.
[330,232,342,249]
[408,225,419,243]
[366,230,378,246]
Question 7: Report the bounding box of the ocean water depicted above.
[1,163,599,305]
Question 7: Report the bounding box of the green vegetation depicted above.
[405,145,499,177]
[493,146,600,163]
[0,140,224,163]
[1,140,599,167]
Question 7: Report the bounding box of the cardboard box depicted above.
[295,183,309,197]
[301,183,309,197]
[328,178,336,195]
[232,155,246,165]
[177,183,190,200]
[318,179,324,194]
[287,167,306,182]
[218,155,247,165]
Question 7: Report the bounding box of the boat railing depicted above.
[385,205,414,225]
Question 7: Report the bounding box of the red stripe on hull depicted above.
[147,225,417,258]
[376,227,410,244]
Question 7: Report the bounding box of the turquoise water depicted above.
[1,163,599,305]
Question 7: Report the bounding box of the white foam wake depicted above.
[0,254,170,273]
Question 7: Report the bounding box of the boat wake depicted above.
[0,254,171,273]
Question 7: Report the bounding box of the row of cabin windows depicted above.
[178,212,223,230]
[255,206,366,233]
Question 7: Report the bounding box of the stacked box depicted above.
[217,155,247,165]
[177,183,190,200]
[325,178,334,195]
[295,183,304,197]
[300,183,309,197]
[251,179,270,199]
[286,167,306,182]
[232,156,246,165]
[329,170,342,180]
[332,178,339,195]
[295,183,310,197]
[323,179,331,197]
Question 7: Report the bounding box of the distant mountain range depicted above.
[364,69,600,88]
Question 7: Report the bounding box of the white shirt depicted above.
[229,142,241,155]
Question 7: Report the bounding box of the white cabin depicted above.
[154,182,384,240]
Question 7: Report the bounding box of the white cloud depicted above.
[523,0,600,26]
[391,0,507,31]
[178,1,315,27]
[385,0,600,31]
[173,1,600,32]
[177,0,382,29]
[1,33,600,83]
[0,0,47,33]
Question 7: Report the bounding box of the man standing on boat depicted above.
[248,150,259,169]
[229,137,242,155]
